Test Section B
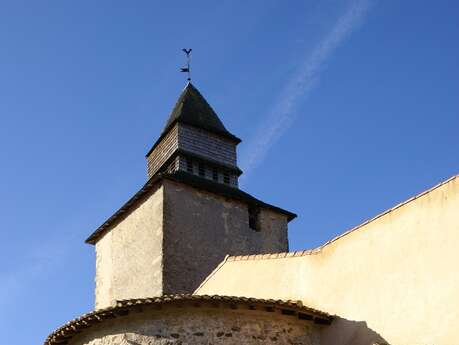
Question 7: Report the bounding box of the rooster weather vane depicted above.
[180,48,192,81]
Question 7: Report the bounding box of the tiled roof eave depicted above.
[44,294,333,345]
[85,171,296,245]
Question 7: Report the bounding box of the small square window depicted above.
[212,168,219,182]
[248,206,261,231]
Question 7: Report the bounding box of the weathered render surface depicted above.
[196,175,459,345]
[94,179,289,308]
[95,185,164,309]
[163,179,288,294]
[67,307,320,345]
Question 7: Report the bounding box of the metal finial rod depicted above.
[180,48,192,81]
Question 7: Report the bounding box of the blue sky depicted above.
[0,1,458,343]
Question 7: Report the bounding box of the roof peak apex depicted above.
[161,83,240,142]
[145,83,241,158]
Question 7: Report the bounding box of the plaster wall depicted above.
[95,185,164,309]
[68,307,320,345]
[163,180,288,294]
[196,176,459,345]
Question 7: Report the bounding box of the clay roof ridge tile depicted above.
[225,249,321,262]
[319,173,459,249]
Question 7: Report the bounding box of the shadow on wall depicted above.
[321,316,389,345]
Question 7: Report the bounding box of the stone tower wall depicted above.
[67,307,320,345]
[94,185,164,309]
[93,179,289,308]
[162,179,288,294]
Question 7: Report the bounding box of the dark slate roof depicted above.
[45,294,333,345]
[163,82,240,141]
[85,171,296,244]
[146,83,241,156]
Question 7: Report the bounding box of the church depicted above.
[45,82,459,345]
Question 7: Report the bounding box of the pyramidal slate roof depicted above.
[147,83,240,156]
[163,82,240,140]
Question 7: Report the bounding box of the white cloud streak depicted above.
[240,0,373,182]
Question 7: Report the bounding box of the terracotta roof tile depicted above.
[44,294,332,345]
[226,250,321,262]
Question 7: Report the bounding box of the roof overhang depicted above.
[44,294,333,345]
[85,171,297,244]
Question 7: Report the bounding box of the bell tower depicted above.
[87,83,296,309]
[145,82,242,187]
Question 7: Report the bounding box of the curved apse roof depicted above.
[45,294,333,345]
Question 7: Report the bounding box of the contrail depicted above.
[240,0,373,183]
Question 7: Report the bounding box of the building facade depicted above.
[45,82,459,345]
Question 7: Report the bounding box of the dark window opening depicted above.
[248,205,261,231]
[186,158,193,173]
[198,163,206,177]
[223,172,230,184]
[212,168,219,182]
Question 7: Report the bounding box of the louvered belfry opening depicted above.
[146,82,242,187]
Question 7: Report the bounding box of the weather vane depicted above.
[180,48,192,81]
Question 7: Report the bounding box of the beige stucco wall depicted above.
[68,306,321,345]
[94,179,289,307]
[163,179,289,294]
[95,185,164,309]
[197,175,459,345]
